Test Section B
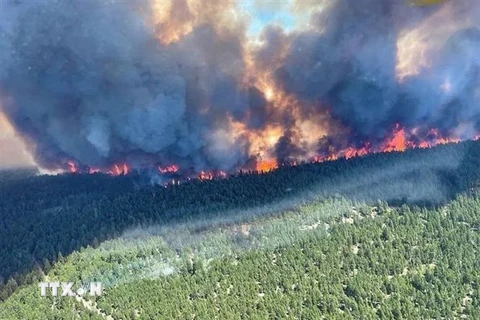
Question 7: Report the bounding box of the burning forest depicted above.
[0,0,479,179]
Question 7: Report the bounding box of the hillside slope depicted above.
[1,141,480,318]
[1,193,479,319]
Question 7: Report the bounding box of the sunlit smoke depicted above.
[0,110,35,168]
[0,0,479,177]
[395,0,476,82]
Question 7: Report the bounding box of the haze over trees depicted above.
[0,141,479,318]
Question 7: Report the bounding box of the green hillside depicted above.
[1,141,480,318]
[1,193,479,319]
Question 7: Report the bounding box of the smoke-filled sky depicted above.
[0,0,479,172]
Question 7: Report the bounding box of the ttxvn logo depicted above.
[39,282,102,297]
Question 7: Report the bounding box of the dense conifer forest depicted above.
[1,141,479,318]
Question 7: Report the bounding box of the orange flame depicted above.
[383,124,408,152]
[197,170,228,180]
[256,159,278,172]
[67,161,78,173]
[308,124,469,165]
[88,167,101,174]
[158,164,179,174]
[65,124,477,179]
[108,163,129,176]
[345,144,371,159]
[199,171,213,180]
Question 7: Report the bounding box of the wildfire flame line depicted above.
[64,124,479,187]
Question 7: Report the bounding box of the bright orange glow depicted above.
[158,164,179,174]
[263,86,275,101]
[64,124,477,180]
[433,129,460,144]
[307,124,469,166]
[256,159,278,172]
[150,0,240,45]
[199,171,213,180]
[197,170,228,180]
[108,163,130,176]
[383,124,407,152]
[88,167,101,174]
[7,0,478,181]
[67,161,78,173]
[345,144,371,159]
[0,111,35,168]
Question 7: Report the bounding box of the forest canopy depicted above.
[1,141,479,318]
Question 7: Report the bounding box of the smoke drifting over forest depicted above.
[0,0,479,174]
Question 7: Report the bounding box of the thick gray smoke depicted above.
[0,0,262,171]
[1,0,479,172]
[262,0,480,142]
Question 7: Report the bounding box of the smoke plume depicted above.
[0,0,479,173]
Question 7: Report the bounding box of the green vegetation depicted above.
[1,141,480,318]
[1,193,479,319]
